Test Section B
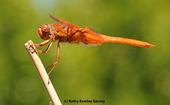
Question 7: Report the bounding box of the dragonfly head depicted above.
[38,24,51,40]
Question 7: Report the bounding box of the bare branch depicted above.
[25,40,62,105]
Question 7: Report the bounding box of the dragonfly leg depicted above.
[36,42,53,54]
[48,41,60,75]
[34,40,50,47]
[33,40,53,54]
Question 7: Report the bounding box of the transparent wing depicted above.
[49,14,79,28]
[49,14,62,23]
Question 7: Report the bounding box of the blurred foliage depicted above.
[0,0,170,105]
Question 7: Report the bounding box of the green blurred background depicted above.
[0,0,169,105]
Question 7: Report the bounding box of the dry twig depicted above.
[25,40,62,105]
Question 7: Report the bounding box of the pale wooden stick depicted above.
[25,40,62,105]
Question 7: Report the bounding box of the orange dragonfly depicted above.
[34,15,154,75]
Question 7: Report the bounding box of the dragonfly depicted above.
[34,15,154,75]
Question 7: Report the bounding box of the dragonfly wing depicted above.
[49,14,79,28]
[49,14,62,23]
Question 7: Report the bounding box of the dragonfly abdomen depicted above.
[100,35,154,48]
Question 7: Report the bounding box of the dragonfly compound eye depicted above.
[41,24,50,32]
[37,24,51,40]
